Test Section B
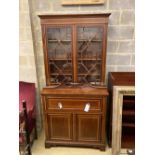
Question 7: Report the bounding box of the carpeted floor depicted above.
[31,130,127,155]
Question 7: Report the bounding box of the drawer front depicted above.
[46,98,101,112]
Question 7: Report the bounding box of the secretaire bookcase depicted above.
[39,13,111,151]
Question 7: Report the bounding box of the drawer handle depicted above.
[57,102,63,109]
[84,103,90,112]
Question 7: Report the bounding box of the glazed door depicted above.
[47,113,73,141]
[76,114,101,142]
[77,26,104,84]
[45,26,73,85]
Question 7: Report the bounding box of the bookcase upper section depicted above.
[39,13,111,86]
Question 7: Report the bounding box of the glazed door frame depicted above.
[42,24,74,85]
[75,24,106,83]
[41,22,108,85]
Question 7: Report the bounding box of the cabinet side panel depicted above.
[41,96,49,139]
[101,97,106,144]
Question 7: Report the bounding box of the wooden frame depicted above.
[112,86,135,155]
[61,0,105,5]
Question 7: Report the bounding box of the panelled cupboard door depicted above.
[47,113,73,141]
[77,114,101,142]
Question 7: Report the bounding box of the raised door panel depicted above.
[47,113,73,141]
[77,114,101,142]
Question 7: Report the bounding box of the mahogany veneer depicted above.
[41,86,108,150]
[39,13,110,151]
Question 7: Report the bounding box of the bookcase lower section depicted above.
[41,86,108,151]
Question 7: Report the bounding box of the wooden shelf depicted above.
[78,58,101,61]
[79,73,100,76]
[49,58,101,61]
[48,39,71,43]
[109,121,135,127]
[51,73,100,76]
[122,123,135,128]
[123,99,135,103]
[49,58,72,61]
[122,110,135,116]
[78,39,102,42]
[78,62,101,65]
[51,73,72,76]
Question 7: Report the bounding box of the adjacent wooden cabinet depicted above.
[107,72,135,149]
[39,13,110,150]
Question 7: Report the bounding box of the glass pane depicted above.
[47,27,72,84]
[77,26,103,83]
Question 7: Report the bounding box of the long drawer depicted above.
[45,98,101,112]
